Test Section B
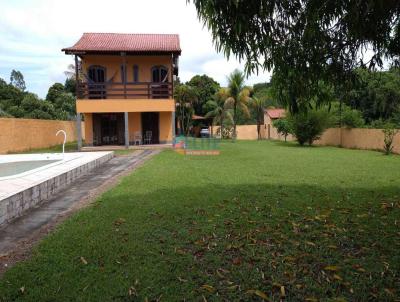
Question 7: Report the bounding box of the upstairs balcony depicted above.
[77,81,173,100]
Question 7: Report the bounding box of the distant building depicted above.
[264,108,286,139]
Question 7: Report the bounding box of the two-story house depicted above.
[62,33,181,148]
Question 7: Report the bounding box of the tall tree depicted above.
[10,70,26,91]
[249,97,266,139]
[175,84,198,136]
[190,0,400,113]
[225,69,251,139]
[204,88,233,136]
[186,74,220,116]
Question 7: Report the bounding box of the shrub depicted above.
[288,110,332,146]
[382,123,399,155]
[217,126,234,139]
[341,109,365,128]
[273,118,291,141]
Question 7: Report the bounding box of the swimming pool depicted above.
[0,151,114,227]
[0,160,61,177]
[0,153,69,181]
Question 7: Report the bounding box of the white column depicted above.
[77,113,82,150]
[172,111,176,145]
[124,112,129,148]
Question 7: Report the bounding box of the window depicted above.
[120,65,126,83]
[88,65,106,83]
[151,66,168,82]
[87,65,106,99]
[133,65,139,82]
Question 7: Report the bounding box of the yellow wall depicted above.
[128,112,141,142]
[266,124,400,154]
[0,118,84,154]
[83,113,93,145]
[159,112,173,143]
[76,99,175,113]
[81,55,172,83]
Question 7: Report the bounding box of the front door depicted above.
[141,112,159,144]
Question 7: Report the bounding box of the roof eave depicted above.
[62,49,181,56]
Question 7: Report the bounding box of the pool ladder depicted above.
[56,130,67,157]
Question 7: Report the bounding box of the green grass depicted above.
[1,141,399,301]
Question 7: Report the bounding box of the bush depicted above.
[216,126,234,139]
[382,123,399,155]
[273,118,291,141]
[288,110,332,145]
[341,109,365,128]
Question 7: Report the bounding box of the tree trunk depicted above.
[233,103,237,141]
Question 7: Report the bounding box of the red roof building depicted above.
[62,33,181,55]
[265,108,286,119]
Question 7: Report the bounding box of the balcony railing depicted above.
[77,82,173,99]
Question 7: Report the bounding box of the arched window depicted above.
[151,65,168,83]
[133,65,139,83]
[87,65,106,99]
[120,64,126,83]
[88,65,106,83]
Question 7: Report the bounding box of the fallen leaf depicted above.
[128,286,136,296]
[247,289,269,301]
[324,265,339,271]
[201,284,215,293]
[113,218,126,226]
[280,286,286,297]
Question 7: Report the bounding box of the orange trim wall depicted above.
[77,99,175,113]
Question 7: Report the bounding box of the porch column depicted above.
[124,112,129,148]
[172,111,176,146]
[76,113,82,151]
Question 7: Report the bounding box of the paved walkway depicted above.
[0,149,158,256]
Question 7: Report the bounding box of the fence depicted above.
[0,118,84,154]
[211,125,400,154]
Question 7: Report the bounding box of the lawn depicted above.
[0,141,399,301]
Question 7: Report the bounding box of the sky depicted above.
[0,0,271,98]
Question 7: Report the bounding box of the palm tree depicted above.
[205,88,233,137]
[175,84,198,136]
[64,64,75,79]
[225,69,251,139]
[250,97,266,139]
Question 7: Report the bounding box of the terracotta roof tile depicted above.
[265,108,286,119]
[62,33,181,54]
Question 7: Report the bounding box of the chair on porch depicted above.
[133,131,142,145]
[144,131,152,144]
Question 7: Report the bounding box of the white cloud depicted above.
[0,0,271,97]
